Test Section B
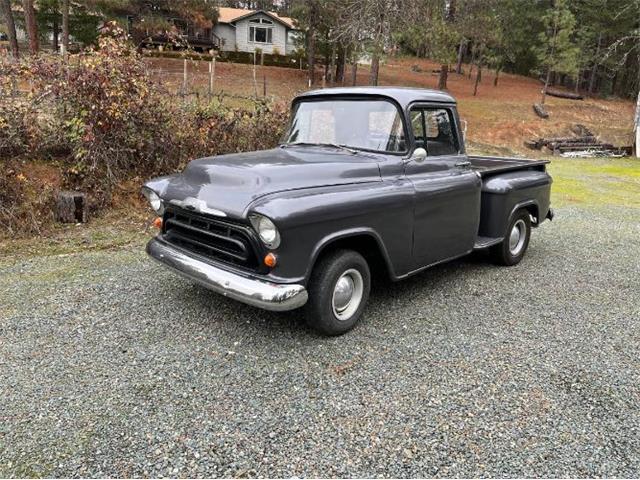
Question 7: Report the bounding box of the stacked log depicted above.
[570,124,594,137]
[546,89,584,100]
[525,135,597,151]
[524,126,625,157]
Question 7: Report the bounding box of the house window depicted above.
[249,18,273,44]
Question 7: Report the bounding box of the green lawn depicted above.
[548,157,640,208]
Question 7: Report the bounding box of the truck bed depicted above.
[469,155,550,177]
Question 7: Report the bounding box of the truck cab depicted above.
[144,87,553,335]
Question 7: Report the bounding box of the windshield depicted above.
[281,99,407,153]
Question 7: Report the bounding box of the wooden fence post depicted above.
[263,75,267,97]
[208,58,215,97]
[182,59,188,95]
[253,51,258,97]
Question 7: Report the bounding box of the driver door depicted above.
[405,105,481,267]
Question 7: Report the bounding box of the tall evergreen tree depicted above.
[534,0,579,104]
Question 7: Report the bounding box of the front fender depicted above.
[248,180,415,283]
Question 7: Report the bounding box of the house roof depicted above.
[217,7,296,29]
[295,87,457,109]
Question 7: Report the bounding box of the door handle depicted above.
[455,161,471,168]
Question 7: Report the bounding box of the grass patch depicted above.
[548,157,640,208]
[0,207,152,258]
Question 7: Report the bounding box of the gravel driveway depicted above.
[1,205,639,478]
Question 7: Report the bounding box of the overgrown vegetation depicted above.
[0,24,288,235]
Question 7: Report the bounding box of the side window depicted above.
[424,108,459,156]
[410,110,425,149]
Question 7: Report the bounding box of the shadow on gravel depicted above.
[161,250,500,339]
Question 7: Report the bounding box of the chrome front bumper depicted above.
[146,238,308,311]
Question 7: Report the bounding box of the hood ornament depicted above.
[169,198,227,217]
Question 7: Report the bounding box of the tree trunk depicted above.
[455,40,466,74]
[541,68,551,104]
[635,89,640,158]
[588,33,602,96]
[494,66,501,86]
[52,14,59,51]
[0,0,19,58]
[369,12,384,87]
[574,69,581,93]
[335,45,345,84]
[369,52,380,86]
[23,0,39,54]
[473,64,482,96]
[306,1,318,87]
[62,0,70,59]
[307,29,316,86]
[437,64,448,90]
[328,43,336,84]
[55,191,88,224]
[324,59,329,82]
[468,47,476,79]
[351,58,358,86]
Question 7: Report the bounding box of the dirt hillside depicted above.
[146,56,636,156]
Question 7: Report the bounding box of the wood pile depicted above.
[525,125,627,157]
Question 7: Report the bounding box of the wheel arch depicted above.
[509,200,540,226]
[305,229,396,283]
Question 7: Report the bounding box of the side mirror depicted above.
[411,147,427,163]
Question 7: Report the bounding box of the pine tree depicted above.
[534,0,579,104]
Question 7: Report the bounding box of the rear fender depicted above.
[479,170,552,237]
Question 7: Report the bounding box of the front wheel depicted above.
[490,210,531,266]
[305,249,371,336]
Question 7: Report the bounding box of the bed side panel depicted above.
[479,170,552,237]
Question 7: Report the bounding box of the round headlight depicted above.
[250,214,280,249]
[142,188,164,215]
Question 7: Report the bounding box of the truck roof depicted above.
[296,86,457,109]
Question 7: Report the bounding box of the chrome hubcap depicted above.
[332,269,364,321]
[509,219,527,256]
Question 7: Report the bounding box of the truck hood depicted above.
[147,148,382,219]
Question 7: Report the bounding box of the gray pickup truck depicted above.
[143,87,553,335]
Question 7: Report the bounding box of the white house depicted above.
[214,7,300,56]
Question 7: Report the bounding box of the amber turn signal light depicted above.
[264,253,277,268]
[153,217,163,229]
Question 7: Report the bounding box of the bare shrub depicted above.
[0,22,290,236]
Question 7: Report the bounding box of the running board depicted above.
[473,236,503,250]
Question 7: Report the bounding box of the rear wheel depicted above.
[490,210,531,266]
[305,249,371,336]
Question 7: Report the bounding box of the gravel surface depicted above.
[1,205,639,478]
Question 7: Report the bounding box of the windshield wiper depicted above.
[281,142,359,155]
